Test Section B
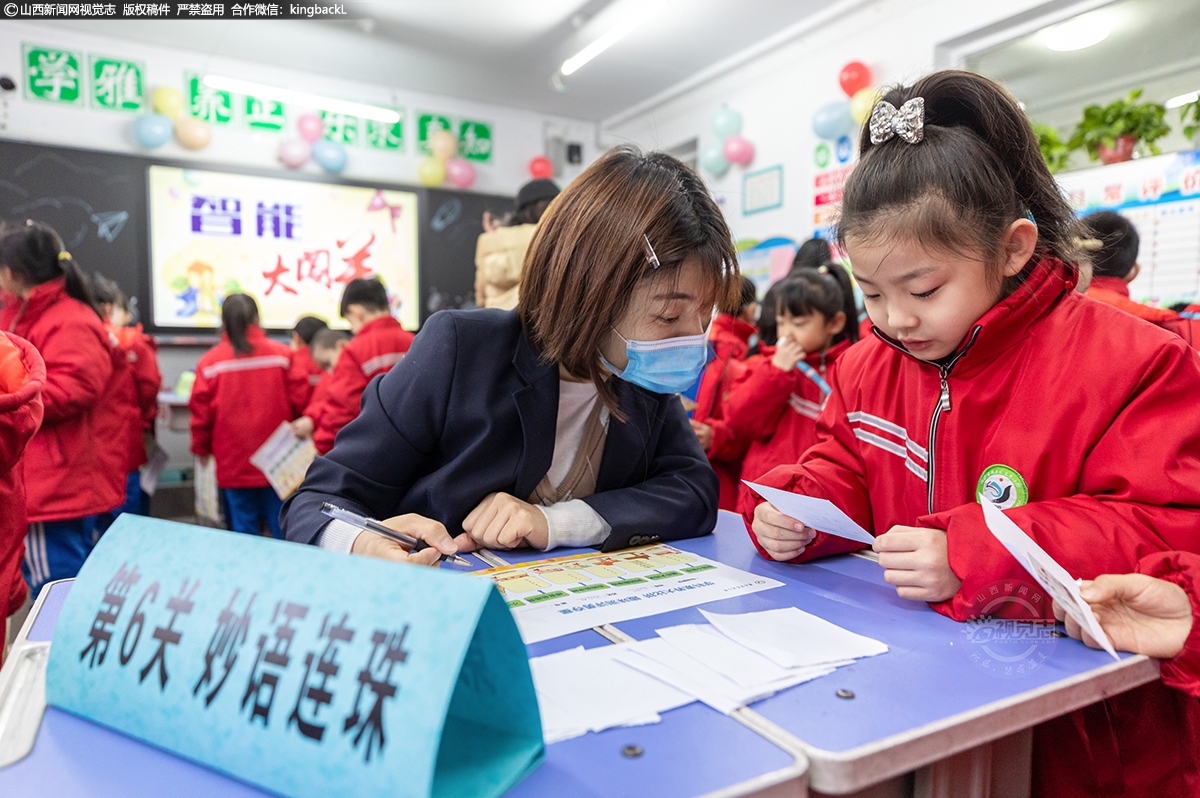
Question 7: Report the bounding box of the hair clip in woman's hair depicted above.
[643,234,660,270]
[869,97,925,145]
[57,251,71,261]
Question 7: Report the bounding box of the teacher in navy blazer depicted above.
[281,146,741,565]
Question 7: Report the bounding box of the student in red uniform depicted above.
[725,267,858,498]
[310,278,414,454]
[690,277,757,510]
[190,294,303,539]
[290,328,349,441]
[1081,210,1181,327]
[0,220,118,595]
[744,71,1200,798]
[287,315,327,409]
[0,331,44,662]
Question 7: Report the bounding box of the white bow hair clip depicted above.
[869,97,925,145]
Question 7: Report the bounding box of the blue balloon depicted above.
[711,106,743,139]
[311,139,347,173]
[812,101,854,141]
[133,113,172,149]
[700,142,730,177]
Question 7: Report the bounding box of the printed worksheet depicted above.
[250,421,318,499]
[475,545,783,644]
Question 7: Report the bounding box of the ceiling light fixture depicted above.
[1166,90,1199,109]
[202,75,400,123]
[561,15,643,76]
[1043,15,1110,52]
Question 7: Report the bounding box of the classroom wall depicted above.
[603,0,1048,248]
[0,21,599,195]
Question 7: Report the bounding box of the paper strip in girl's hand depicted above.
[980,500,1118,659]
[743,481,875,545]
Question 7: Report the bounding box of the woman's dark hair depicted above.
[738,276,757,312]
[775,267,859,345]
[791,238,833,272]
[0,219,100,315]
[1081,210,1138,279]
[838,70,1083,286]
[520,145,739,416]
[757,282,781,347]
[221,293,260,356]
[339,277,389,317]
[293,315,327,345]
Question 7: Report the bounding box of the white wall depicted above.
[0,21,598,194]
[604,0,1048,248]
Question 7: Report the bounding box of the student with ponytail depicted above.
[189,293,305,540]
[744,70,1200,797]
[0,219,119,595]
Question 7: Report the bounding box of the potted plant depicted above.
[1033,121,1072,173]
[1180,98,1200,144]
[1069,89,1170,165]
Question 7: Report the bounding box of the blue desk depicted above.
[0,568,804,797]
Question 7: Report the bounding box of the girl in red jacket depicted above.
[746,71,1200,797]
[0,220,117,596]
[190,293,301,539]
[725,266,859,498]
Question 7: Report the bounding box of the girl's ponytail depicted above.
[220,293,259,356]
[0,219,101,317]
[822,263,859,343]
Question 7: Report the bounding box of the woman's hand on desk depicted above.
[1053,574,1191,659]
[752,502,816,560]
[874,526,961,602]
[350,513,465,567]
[463,493,549,550]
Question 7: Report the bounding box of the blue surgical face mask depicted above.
[600,328,710,394]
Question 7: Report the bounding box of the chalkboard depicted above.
[0,138,521,332]
[0,140,150,324]
[418,187,513,322]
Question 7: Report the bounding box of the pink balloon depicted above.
[279,139,311,169]
[723,134,755,167]
[445,158,476,189]
[297,113,323,143]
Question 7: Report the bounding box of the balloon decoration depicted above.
[278,139,311,169]
[445,158,476,189]
[850,87,882,125]
[699,143,730,178]
[133,113,173,149]
[812,101,854,141]
[838,61,872,98]
[428,129,458,161]
[174,116,212,150]
[152,86,183,118]
[296,113,324,143]
[311,139,347,173]
[701,105,754,177]
[418,157,446,187]
[528,155,553,180]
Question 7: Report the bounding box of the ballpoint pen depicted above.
[320,502,472,566]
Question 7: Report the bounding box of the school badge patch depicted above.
[976,465,1029,510]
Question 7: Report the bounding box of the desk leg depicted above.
[912,728,1032,798]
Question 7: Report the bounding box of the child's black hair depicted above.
[738,276,757,313]
[775,266,859,344]
[310,327,351,351]
[1081,210,1139,279]
[293,315,328,345]
[757,282,780,346]
[838,70,1084,286]
[221,293,260,356]
[0,219,100,316]
[339,277,389,317]
[791,237,834,272]
[89,272,126,311]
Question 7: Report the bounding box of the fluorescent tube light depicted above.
[201,75,400,123]
[1166,90,1199,109]
[561,16,642,76]
[1044,16,1110,52]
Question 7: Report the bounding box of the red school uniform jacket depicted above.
[725,339,850,490]
[742,259,1200,798]
[288,344,324,409]
[90,327,143,502]
[1136,550,1200,699]
[1159,303,1200,349]
[189,325,303,488]
[1085,275,1181,326]
[123,325,161,433]
[693,314,757,511]
[312,315,414,454]
[0,278,119,522]
[0,333,44,627]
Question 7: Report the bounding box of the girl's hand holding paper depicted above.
[873,526,962,602]
[752,502,817,561]
[1054,574,1192,659]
